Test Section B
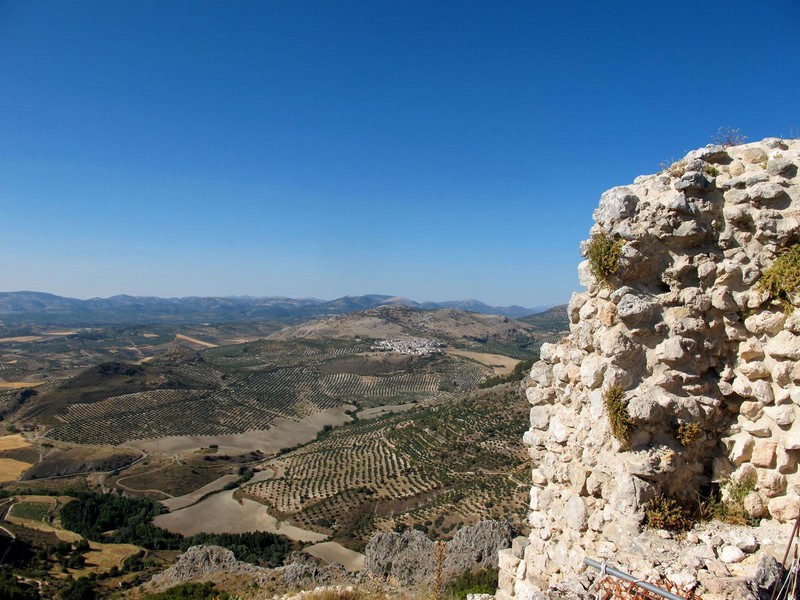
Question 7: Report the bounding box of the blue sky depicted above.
[1,1,798,306]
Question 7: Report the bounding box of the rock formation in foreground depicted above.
[365,520,514,585]
[498,138,800,599]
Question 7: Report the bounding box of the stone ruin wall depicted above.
[497,138,800,599]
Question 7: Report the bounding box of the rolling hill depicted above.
[0,291,547,325]
[267,305,548,358]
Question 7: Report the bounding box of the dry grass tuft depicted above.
[645,494,695,532]
[659,158,688,178]
[676,422,702,447]
[604,385,633,445]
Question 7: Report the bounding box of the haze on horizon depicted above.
[1,1,799,307]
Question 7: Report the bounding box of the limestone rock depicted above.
[718,545,745,564]
[765,331,800,360]
[743,492,768,518]
[768,495,800,522]
[751,441,777,468]
[365,520,513,585]
[739,147,768,164]
[149,545,272,588]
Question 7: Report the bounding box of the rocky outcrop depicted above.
[145,545,348,594]
[499,138,800,600]
[365,520,514,585]
[149,545,273,587]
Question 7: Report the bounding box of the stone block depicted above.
[738,361,771,380]
[564,495,587,532]
[497,569,516,592]
[529,407,549,430]
[727,433,754,466]
[739,401,763,421]
[579,355,606,389]
[752,380,775,405]
[777,446,797,474]
[751,440,777,468]
[785,433,800,450]
[511,536,530,561]
[547,418,569,444]
[758,470,787,497]
[740,147,768,164]
[739,340,764,360]
[498,548,520,576]
[766,405,795,427]
[765,330,800,360]
[744,491,768,518]
[514,579,548,600]
[768,494,800,522]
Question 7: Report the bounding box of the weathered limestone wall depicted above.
[498,138,800,599]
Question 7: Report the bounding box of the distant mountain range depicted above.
[0,291,552,326]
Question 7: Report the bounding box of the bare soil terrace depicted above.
[153,489,326,542]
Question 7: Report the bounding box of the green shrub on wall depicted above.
[604,385,633,445]
[758,244,800,311]
[587,232,623,288]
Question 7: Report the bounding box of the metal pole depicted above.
[771,515,800,600]
[584,557,687,600]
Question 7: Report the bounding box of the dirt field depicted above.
[128,406,354,455]
[0,458,33,481]
[0,434,32,451]
[78,541,141,576]
[42,331,79,336]
[249,468,275,483]
[356,403,417,419]
[0,336,43,343]
[304,541,365,572]
[161,474,239,511]
[154,490,326,542]
[447,348,518,374]
[142,333,159,338]
[174,334,218,348]
[0,381,44,390]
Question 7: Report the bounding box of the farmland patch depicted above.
[0,433,32,451]
[154,490,326,542]
[0,458,32,481]
[161,474,240,511]
[446,348,518,375]
[175,334,218,348]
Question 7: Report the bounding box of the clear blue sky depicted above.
[1,1,798,306]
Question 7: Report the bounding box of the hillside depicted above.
[268,305,547,359]
[12,337,489,447]
[517,303,569,332]
[239,382,530,550]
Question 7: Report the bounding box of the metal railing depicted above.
[584,557,688,600]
